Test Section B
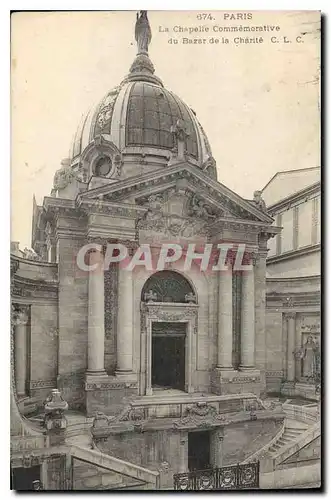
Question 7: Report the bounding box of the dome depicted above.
[68,12,216,179]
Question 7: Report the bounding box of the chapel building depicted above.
[10,13,320,491]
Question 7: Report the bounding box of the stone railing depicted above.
[282,402,319,424]
[91,393,285,439]
[274,420,320,468]
[129,392,270,419]
[241,419,286,465]
[11,434,48,454]
[69,444,160,490]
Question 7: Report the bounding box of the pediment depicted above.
[77,164,273,224]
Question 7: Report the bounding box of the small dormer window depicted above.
[94,155,112,177]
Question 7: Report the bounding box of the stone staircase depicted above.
[267,420,308,458]
[242,418,308,464]
[67,440,159,490]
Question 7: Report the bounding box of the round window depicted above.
[94,155,112,177]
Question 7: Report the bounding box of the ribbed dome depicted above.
[68,12,215,178]
[69,80,212,166]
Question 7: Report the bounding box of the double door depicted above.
[152,322,186,391]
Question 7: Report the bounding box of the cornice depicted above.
[267,244,320,264]
[267,274,320,284]
[209,218,282,236]
[267,181,320,214]
[10,254,57,268]
[77,165,273,224]
[80,199,146,218]
[11,275,58,300]
[266,291,320,308]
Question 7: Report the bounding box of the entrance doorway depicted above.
[152,322,186,391]
[188,431,211,471]
[11,465,41,491]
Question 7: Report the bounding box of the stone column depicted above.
[240,254,256,369]
[217,264,233,370]
[179,432,188,473]
[211,428,224,468]
[14,306,29,397]
[87,250,106,375]
[286,312,296,382]
[116,265,133,376]
[254,241,269,395]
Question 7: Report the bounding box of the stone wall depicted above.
[30,303,58,399]
[57,236,88,409]
[95,419,283,488]
[97,429,181,489]
[72,460,142,490]
[85,386,137,417]
[223,419,283,465]
[267,251,320,278]
[265,310,284,393]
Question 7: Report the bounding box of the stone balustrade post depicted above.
[13,306,29,397]
[44,389,68,446]
[179,432,188,473]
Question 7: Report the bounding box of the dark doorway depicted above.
[11,465,41,491]
[188,431,211,471]
[152,322,186,391]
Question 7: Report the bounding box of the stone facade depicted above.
[10,12,320,491]
[263,169,321,398]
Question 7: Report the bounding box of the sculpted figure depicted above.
[135,11,152,54]
[253,190,267,211]
[303,336,317,379]
[189,194,216,220]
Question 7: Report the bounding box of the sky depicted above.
[11,10,320,248]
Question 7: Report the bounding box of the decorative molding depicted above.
[301,323,320,334]
[11,450,59,469]
[267,243,320,265]
[104,264,118,340]
[266,181,320,213]
[284,312,296,320]
[82,199,143,219]
[283,297,294,308]
[12,305,30,325]
[137,211,209,238]
[11,258,19,277]
[221,376,261,384]
[119,405,147,422]
[85,381,137,391]
[174,402,226,429]
[29,379,57,390]
[11,276,58,300]
[141,302,198,322]
[266,371,284,378]
[78,165,272,224]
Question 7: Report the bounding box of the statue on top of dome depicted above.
[135,11,152,55]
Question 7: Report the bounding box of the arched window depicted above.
[141,270,196,303]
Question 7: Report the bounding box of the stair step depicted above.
[284,431,303,438]
[278,439,292,446]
